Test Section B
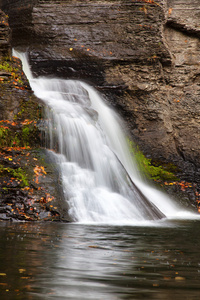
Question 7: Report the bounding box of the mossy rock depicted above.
[127,139,178,182]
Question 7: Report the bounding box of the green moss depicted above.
[15,98,41,122]
[0,164,29,187]
[12,167,29,187]
[0,125,21,147]
[0,126,12,147]
[0,60,20,75]
[0,61,13,73]
[14,123,39,147]
[0,122,40,148]
[0,59,24,86]
[14,108,24,120]
[127,139,178,182]
[22,126,31,145]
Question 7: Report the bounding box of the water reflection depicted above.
[0,220,200,299]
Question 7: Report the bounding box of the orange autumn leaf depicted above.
[40,166,47,175]
[168,8,173,15]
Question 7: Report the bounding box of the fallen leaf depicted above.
[168,7,173,15]
[175,276,185,281]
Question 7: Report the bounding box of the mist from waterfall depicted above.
[14,50,189,225]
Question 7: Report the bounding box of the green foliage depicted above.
[22,126,30,145]
[0,121,40,148]
[0,60,23,84]
[127,139,178,181]
[0,164,29,187]
[12,167,29,187]
[0,60,21,74]
[15,100,41,122]
[0,126,12,146]
[0,125,21,147]
[0,61,13,73]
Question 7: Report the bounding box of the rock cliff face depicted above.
[1,0,200,188]
[0,9,10,58]
[0,9,70,221]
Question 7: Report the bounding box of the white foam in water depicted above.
[13,49,199,225]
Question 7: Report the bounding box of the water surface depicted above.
[0,220,200,299]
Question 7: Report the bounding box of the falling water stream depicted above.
[14,50,193,225]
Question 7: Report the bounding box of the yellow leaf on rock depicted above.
[19,269,26,273]
[175,276,185,281]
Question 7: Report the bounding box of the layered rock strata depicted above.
[0,9,70,221]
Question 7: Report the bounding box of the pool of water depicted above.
[0,219,200,299]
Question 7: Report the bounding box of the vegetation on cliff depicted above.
[0,54,68,222]
[128,139,200,211]
[128,139,178,182]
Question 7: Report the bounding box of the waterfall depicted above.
[14,50,181,224]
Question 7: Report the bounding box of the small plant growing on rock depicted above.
[127,139,178,181]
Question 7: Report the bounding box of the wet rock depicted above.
[0,9,11,58]
[0,148,71,222]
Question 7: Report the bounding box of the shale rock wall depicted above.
[1,0,200,186]
[0,9,10,58]
[0,9,70,221]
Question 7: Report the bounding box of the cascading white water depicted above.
[14,50,183,224]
